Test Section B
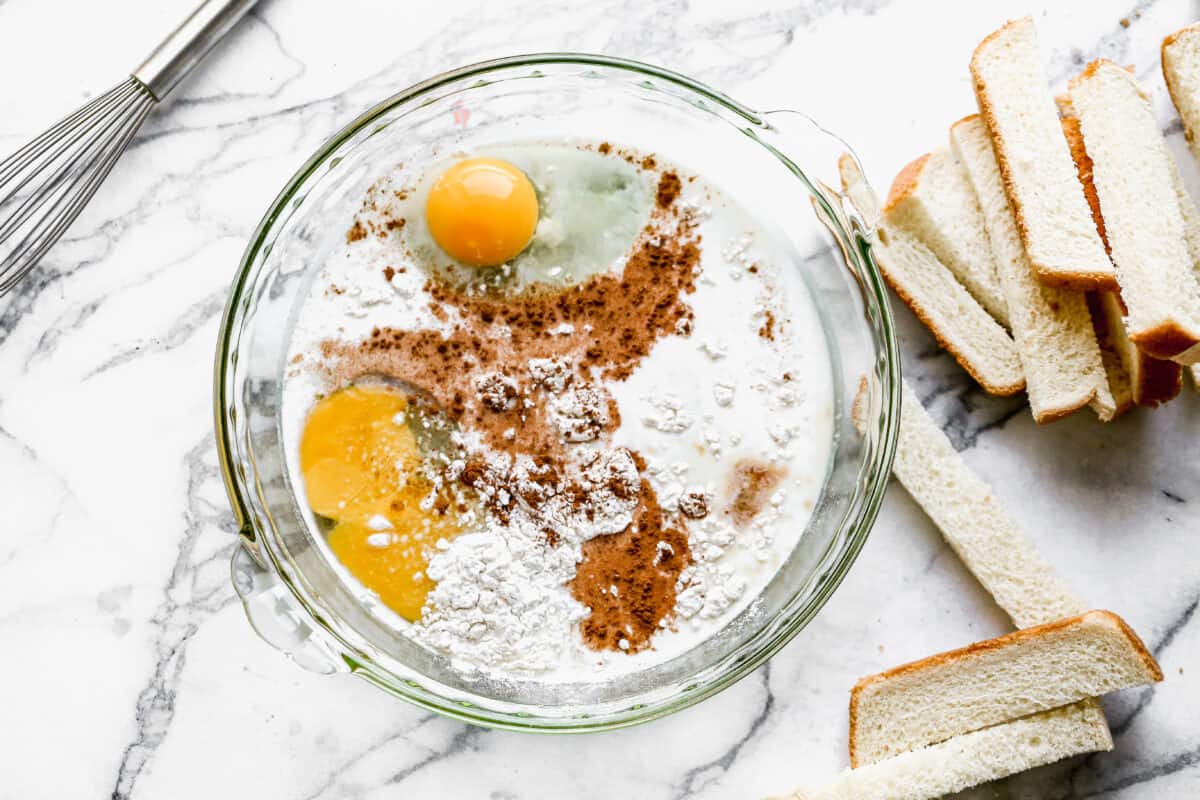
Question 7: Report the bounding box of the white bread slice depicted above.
[1162,27,1200,386]
[970,17,1117,291]
[1092,290,1183,408]
[1069,59,1200,365]
[848,610,1162,767]
[1058,111,1184,406]
[1166,148,1200,389]
[882,150,1010,325]
[1163,23,1200,164]
[775,701,1112,800]
[1086,293,1135,416]
[950,114,1116,422]
[838,157,1024,395]
[878,381,1087,627]
[848,381,1112,780]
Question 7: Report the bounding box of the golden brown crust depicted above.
[873,232,1025,396]
[1060,116,1109,252]
[951,112,983,131]
[1130,321,1200,360]
[1027,267,1121,292]
[1162,21,1200,53]
[1062,108,1183,405]
[847,610,1162,767]
[882,153,932,215]
[1163,26,1200,145]
[1031,394,1096,425]
[972,21,1117,291]
[1136,355,1184,406]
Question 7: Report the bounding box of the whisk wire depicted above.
[0,78,155,291]
[0,83,147,244]
[0,85,129,187]
[0,0,257,296]
[0,100,153,293]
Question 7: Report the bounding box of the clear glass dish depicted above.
[214,53,899,732]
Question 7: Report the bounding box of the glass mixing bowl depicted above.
[215,54,899,731]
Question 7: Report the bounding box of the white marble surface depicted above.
[1,0,1198,797]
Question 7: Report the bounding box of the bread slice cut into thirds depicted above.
[882,381,1086,628]
[1070,59,1200,365]
[776,701,1111,800]
[1163,27,1200,386]
[1163,23,1200,164]
[971,17,1117,291]
[951,114,1115,421]
[849,610,1162,767]
[838,156,1024,395]
[1059,110,1183,406]
[882,149,1009,325]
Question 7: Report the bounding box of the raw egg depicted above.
[425,157,538,266]
[299,384,463,621]
[299,385,418,523]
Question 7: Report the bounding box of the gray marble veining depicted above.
[0,1,1197,798]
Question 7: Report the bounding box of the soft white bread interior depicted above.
[882,149,1010,325]
[1058,110,1184,406]
[950,114,1115,422]
[1162,26,1200,386]
[971,17,1117,290]
[1166,147,1200,389]
[848,610,1162,767]
[1163,23,1200,164]
[882,381,1086,628]
[1069,59,1200,365]
[838,156,1025,395]
[775,701,1112,800]
[1086,293,1135,416]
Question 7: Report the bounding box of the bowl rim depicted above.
[214,51,901,732]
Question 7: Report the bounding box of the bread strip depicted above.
[882,149,1010,325]
[849,610,1161,766]
[1166,145,1200,389]
[1070,60,1200,364]
[970,17,1117,290]
[776,701,1112,800]
[838,156,1024,395]
[1163,28,1200,385]
[1163,23,1200,164]
[847,381,1112,776]
[1059,111,1183,406]
[951,114,1115,421]
[877,381,1086,627]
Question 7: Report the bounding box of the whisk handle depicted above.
[133,0,258,101]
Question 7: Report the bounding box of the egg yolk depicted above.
[299,385,461,621]
[425,157,538,266]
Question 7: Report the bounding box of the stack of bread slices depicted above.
[869,16,1200,423]
[768,17,1196,799]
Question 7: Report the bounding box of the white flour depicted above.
[281,149,834,682]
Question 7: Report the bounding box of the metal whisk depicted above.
[0,0,257,296]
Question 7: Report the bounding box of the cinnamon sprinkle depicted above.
[318,171,700,654]
[571,472,691,653]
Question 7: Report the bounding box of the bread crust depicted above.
[882,154,932,215]
[847,610,1162,768]
[1061,112,1183,405]
[972,19,1119,292]
[1163,25,1200,148]
[873,232,1025,396]
[1130,322,1200,361]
